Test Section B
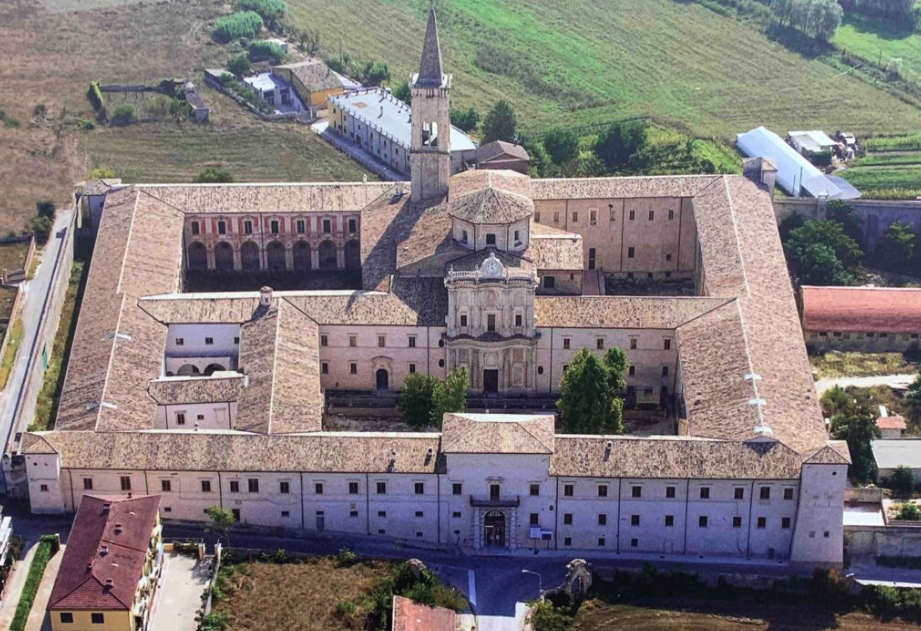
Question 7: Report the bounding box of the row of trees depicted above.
[770,0,843,42]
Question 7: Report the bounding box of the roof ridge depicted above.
[515,420,554,453]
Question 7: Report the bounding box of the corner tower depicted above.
[410,9,452,202]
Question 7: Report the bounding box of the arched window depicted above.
[214,242,234,272]
[293,241,311,271]
[187,242,207,271]
[319,240,337,270]
[266,240,286,271]
[241,241,260,272]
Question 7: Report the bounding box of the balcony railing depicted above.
[469,495,520,508]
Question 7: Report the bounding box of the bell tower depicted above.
[410,9,452,202]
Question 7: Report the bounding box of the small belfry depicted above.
[410,9,452,201]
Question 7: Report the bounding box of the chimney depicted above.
[114,522,123,534]
[105,578,114,589]
[259,286,273,307]
[100,545,109,556]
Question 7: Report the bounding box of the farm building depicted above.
[873,440,921,482]
[788,130,836,157]
[461,140,531,174]
[273,58,350,118]
[736,127,860,200]
[801,286,921,352]
[182,81,209,123]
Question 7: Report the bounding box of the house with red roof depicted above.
[801,286,921,352]
[48,495,162,631]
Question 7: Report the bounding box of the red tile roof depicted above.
[49,495,160,611]
[802,286,921,334]
[877,415,907,431]
[392,595,456,631]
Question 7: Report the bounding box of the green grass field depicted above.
[286,0,921,138]
[839,163,921,199]
[833,14,921,84]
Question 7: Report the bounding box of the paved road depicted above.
[814,373,916,395]
[0,210,72,463]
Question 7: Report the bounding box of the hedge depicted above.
[213,11,264,42]
[87,81,104,111]
[233,0,286,26]
[248,40,287,64]
[10,537,57,631]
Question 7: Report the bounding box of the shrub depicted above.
[334,600,356,617]
[36,201,55,219]
[234,0,287,28]
[31,216,52,245]
[248,40,287,64]
[111,104,136,126]
[195,167,235,183]
[9,538,55,631]
[33,103,47,118]
[337,547,357,568]
[213,11,264,43]
[890,465,916,498]
[90,166,116,179]
[143,94,175,120]
[198,612,229,631]
[227,53,252,77]
[77,118,96,131]
[896,503,921,521]
[87,81,105,111]
[529,600,574,631]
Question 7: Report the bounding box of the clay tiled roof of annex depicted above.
[802,286,921,334]
[449,187,534,225]
[804,441,852,465]
[878,415,908,431]
[147,373,244,406]
[235,298,323,434]
[551,435,805,479]
[535,296,731,329]
[525,234,583,270]
[530,174,718,201]
[393,595,456,631]
[56,187,184,432]
[49,495,160,611]
[476,140,530,163]
[24,431,442,474]
[275,58,344,92]
[441,413,555,454]
[138,181,393,215]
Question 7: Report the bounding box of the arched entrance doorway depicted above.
[176,364,201,376]
[203,363,226,376]
[319,240,337,270]
[187,242,207,271]
[293,241,311,271]
[241,241,260,272]
[375,368,389,391]
[214,242,234,271]
[484,511,505,548]
[266,240,286,271]
[344,239,361,270]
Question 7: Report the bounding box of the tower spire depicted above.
[416,9,444,88]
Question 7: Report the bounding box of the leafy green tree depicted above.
[213,11,264,42]
[593,120,648,172]
[393,81,412,104]
[542,128,580,165]
[876,222,916,271]
[361,61,391,87]
[481,100,517,144]
[227,53,252,77]
[194,167,235,184]
[820,385,855,418]
[31,216,52,245]
[557,348,624,434]
[450,107,480,133]
[831,408,880,483]
[397,373,437,429]
[249,40,287,64]
[897,502,921,521]
[908,370,921,424]
[603,347,629,393]
[778,212,807,242]
[826,201,864,249]
[431,367,468,428]
[205,506,236,545]
[890,465,916,499]
[523,140,551,178]
[784,220,862,286]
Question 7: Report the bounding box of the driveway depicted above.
[814,373,916,395]
[148,552,212,631]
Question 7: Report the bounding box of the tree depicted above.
[820,385,854,418]
[450,107,480,133]
[393,81,412,104]
[779,212,807,242]
[205,506,235,545]
[36,201,55,220]
[784,220,862,286]
[542,128,580,165]
[361,61,391,87]
[593,120,648,172]
[826,201,864,248]
[430,367,468,428]
[523,139,551,178]
[897,502,921,521]
[876,222,916,272]
[831,408,880,483]
[397,373,437,429]
[890,465,916,499]
[603,347,629,393]
[557,348,624,434]
[227,53,252,77]
[908,370,921,424]
[481,100,517,144]
[31,216,52,245]
[194,167,235,183]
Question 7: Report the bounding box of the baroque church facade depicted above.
[19,11,849,567]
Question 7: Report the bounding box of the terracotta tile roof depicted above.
[274,59,344,92]
[392,595,456,631]
[450,169,532,198]
[802,286,921,334]
[530,175,717,200]
[24,431,442,474]
[49,495,160,612]
[877,415,907,431]
[476,140,530,163]
[448,187,534,224]
[535,296,730,329]
[147,373,244,405]
[441,413,555,454]
[804,441,851,464]
[525,233,583,270]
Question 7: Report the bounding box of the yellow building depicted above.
[272,58,346,117]
[48,495,162,631]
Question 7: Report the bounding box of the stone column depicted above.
[311,250,320,270]
[509,509,518,552]
[473,507,481,550]
[337,247,345,269]
[233,247,242,272]
[206,246,215,270]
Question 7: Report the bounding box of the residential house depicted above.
[273,58,347,119]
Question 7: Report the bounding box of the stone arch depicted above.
[266,240,286,271]
[318,240,337,270]
[176,364,201,376]
[203,363,227,376]
[241,241,260,272]
[187,241,207,271]
[214,241,234,272]
[293,241,311,271]
[344,239,361,270]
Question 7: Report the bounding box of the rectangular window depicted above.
[191,221,200,235]
[348,218,357,234]
[460,315,468,327]
[230,480,240,493]
[664,339,671,350]
[91,613,105,624]
[733,516,742,528]
[590,210,597,225]
[627,210,635,221]
[631,538,638,548]
[530,513,539,526]
[350,363,357,375]
[668,209,675,220]
[627,246,635,259]
[598,485,608,498]
[244,220,253,235]
[60,613,74,623]
[120,476,131,491]
[175,338,184,346]
[514,229,521,243]
[453,483,463,495]
[40,484,48,492]
[234,337,240,345]
[415,511,424,518]
[628,366,636,376]
[734,488,745,500]
[408,335,416,348]
[598,514,607,526]
[452,511,462,518]
[665,253,672,262]
[161,480,171,492]
[247,478,259,493]
[543,276,555,289]
[662,366,669,377]
[565,537,572,547]
[415,482,425,495]
[553,211,560,223]
[296,219,306,234]
[572,211,579,223]
[490,484,501,501]
[409,363,416,374]
[648,210,655,221]
[699,487,710,500]
[281,511,290,518]
[487,314,496,332]
[782,517,791,529]
[666,486,676,498]
[201,480,212,493]
[760,487,771,500]
[377,482,387,495]
[349,482,359,495]
[279,481,291,494]
[530,484,540,496]
[564,484,574,497]
[699,516,708,528]
[632,485,642,498]
[757,517,767,529]
[218,220,227,235]
[176,412,186,426]
[205,337,214,345]
[461,229,468,244]
[486,233,496,246]
[81,478,92,491]
[596,338,604,350]
[630,338,637,350]
[378,335,386,348]
[631,515,640,526]
[321,362,329,374]
[665,515,675,527]
[515,314,523,327]
[323,219,331,233]
[563,513,573,525]
[270,219,279,234]
[378,511,387,518]
[321,335,328,347]
[535,212,542,223]
[563,338,571,350]
[784,488,794,500]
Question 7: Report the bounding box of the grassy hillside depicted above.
[834,14,921,85]
[287,0,921,138]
